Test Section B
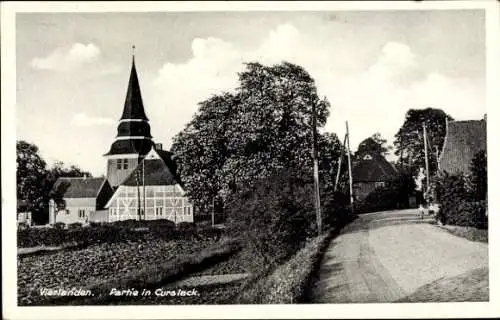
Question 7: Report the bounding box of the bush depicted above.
[434,172,488,229]
[54,222,66,230]
[18,222,29,230]
[67,222,83,230]
[226,169,316,274]
[445,200,487,229]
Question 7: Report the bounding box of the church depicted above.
[50,52,194,225]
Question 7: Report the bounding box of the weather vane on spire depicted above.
[132,45,136,57]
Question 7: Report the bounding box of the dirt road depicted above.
[308,209,489,303]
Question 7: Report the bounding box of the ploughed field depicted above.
[17,238,216,305]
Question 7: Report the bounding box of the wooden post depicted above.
[142,158,146,220]
[346,121,354,213]
[312,101,322,235]
[136,165,141,221]
[334,133,347,192]
[423,123,430,193]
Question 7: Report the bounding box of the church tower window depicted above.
[117,159,122,170]
[123,159,129,169]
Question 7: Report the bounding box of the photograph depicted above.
[2,1,499,319]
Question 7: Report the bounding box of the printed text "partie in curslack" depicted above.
[109,288,199,297]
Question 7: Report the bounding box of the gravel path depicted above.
[308,209,488,303]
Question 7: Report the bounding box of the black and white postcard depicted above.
[2,1,499,319]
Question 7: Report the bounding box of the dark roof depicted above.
[439,119,486,175]
[352,152,398,183]
[116,120,152,138]
[104,138,154,156]
[105,56,154,156]
[51,177,107,199]
[121,57,149,121]
[121,149,180,186]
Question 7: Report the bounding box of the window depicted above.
[375,182,385,188]
[78,209,85,218]
[363,154,373,160]
[156,207,163,216]
[123,159,128,170]
[117,159,122,170]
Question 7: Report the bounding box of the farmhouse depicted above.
[105,147,194,223]
[101,52,194,223]
[438,117,487,175]
[49,177,114,225]
[351,151,398,201]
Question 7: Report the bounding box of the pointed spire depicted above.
[120,47,149,121]
[105,49,154,157]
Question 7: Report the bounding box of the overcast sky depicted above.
[16,10,486,176]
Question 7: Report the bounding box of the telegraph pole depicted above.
[346,122,354,213]
[136,166,141,221]
[142,158,146,220]
[423,123,430,193]
[312,100,322,235]
[334,133,347,193]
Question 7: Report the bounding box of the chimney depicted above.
[155,143,163,150]
[484,113,487,122]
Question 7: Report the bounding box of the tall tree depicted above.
[16,140,47,208]
[171,61,341,213]
[394,108,453,175]
[355,133,392,157]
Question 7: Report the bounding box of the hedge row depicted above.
[434,173,488,229]
[235,229,334,304]
[438,200,487,229]
[39,238,242,305]
[18,220,223,248]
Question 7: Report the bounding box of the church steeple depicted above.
[120,47,149,121]
[104,48,154,187]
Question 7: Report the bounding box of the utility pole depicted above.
[334,134,347,193]
[136,165,141,221]
[312,100,322,235]
[142,158,146,220]
[346,121,354,213]
[423,123,430,193]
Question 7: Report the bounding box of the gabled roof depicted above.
[51,177,107,199]
[352,152,398,183]
[438,119,486,175]
[121,148,180,186]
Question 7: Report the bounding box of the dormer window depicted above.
[363,154,373,160]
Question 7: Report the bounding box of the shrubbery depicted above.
[18,219,221,248]
[226,170,315,273]
[433,150,488,229]
[226,168,351,274]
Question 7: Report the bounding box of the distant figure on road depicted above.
[414,167,426,219]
